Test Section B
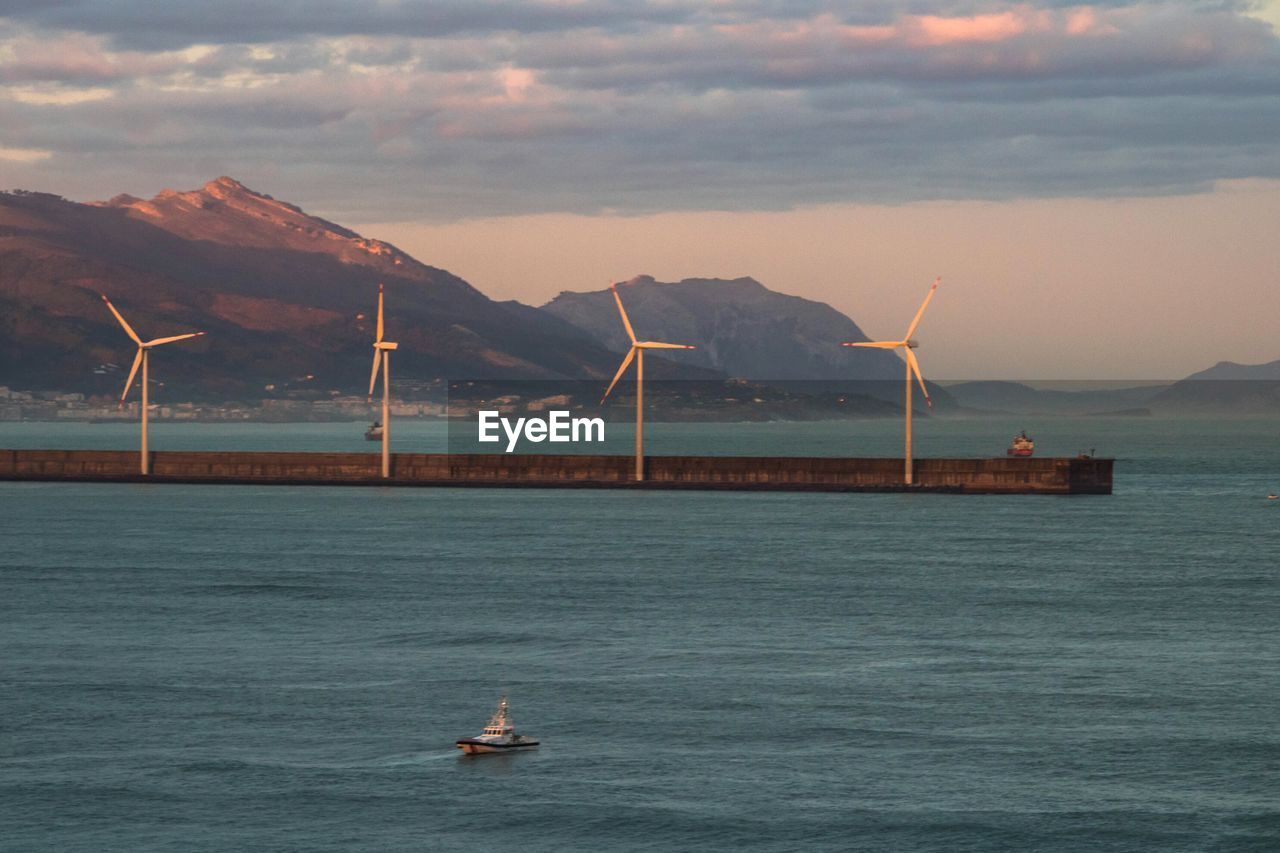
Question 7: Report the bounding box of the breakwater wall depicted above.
[0,450,1112,494]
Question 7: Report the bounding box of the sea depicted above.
[1,415,1277,852]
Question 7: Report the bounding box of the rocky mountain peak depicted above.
[94,177,419,275]
[207,175,248,192]
[617,274,766,294]
[542,275,904,380]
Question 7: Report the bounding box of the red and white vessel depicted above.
[1007,431,1035,457]
[455,696,539,755]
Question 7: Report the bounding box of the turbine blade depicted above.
[842,341,903,349]
[904,348,932,408]
[903,277,940,341]
[601,347,637,403]
[611,284,637,344]
[367,350,383,400]
[120,348,143,406]
[637,341,696,350]
[376,283,385,344]
[101,294,142,345]
[144,332,206,347]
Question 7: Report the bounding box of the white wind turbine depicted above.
[367,284,399,479]
[101,294,206,475]
[600,283,696,482]
[842,277,940,485]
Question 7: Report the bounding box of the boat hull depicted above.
[456,739,539,755]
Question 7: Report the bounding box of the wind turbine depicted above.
[842,277,940,485]
[600,283,696,482]
[367,283,398,479]
[101,294,206,475]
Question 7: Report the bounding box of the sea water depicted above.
[1,417,1277,851]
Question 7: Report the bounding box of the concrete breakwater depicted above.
[0,449,1112,494]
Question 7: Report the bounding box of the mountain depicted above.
[944,380,1166,415]
[1180,359,1280,381]
[0,178,672,398]
[943,359,1280,415]
[1150,358,1280,412]
[541,275,907,382]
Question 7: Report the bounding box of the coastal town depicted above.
[0,385,445,423]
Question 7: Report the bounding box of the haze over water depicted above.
[3,417,1278,851]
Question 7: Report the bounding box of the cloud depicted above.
[908,10,1037,44]
[0,0,698,50]
[0,145,52,162]
[0,2,1277,219]
[6,86,115,105]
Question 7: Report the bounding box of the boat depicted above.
[364,421,383,441]
[1007,431,1035,457]
[455,696,539,755]
[1268,493,1278,501]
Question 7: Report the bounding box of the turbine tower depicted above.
[600,283,696,482]
[842,277,940,485]
[101,294,206,475]
[367,284,399,479]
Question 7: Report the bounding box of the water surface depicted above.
[2,417,1277,851]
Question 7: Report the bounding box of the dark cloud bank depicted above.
[0,1,1277,220]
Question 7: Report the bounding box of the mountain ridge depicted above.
[1,178,640,397]
[1149,357,1280,412]
[92,177,426,277]
[541,274,907,381]
[1181,358,1280,381]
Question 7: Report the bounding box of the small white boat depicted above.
[1268,493,1278,501]
[455,696,539,755]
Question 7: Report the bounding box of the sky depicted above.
[2,1,1279,378]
